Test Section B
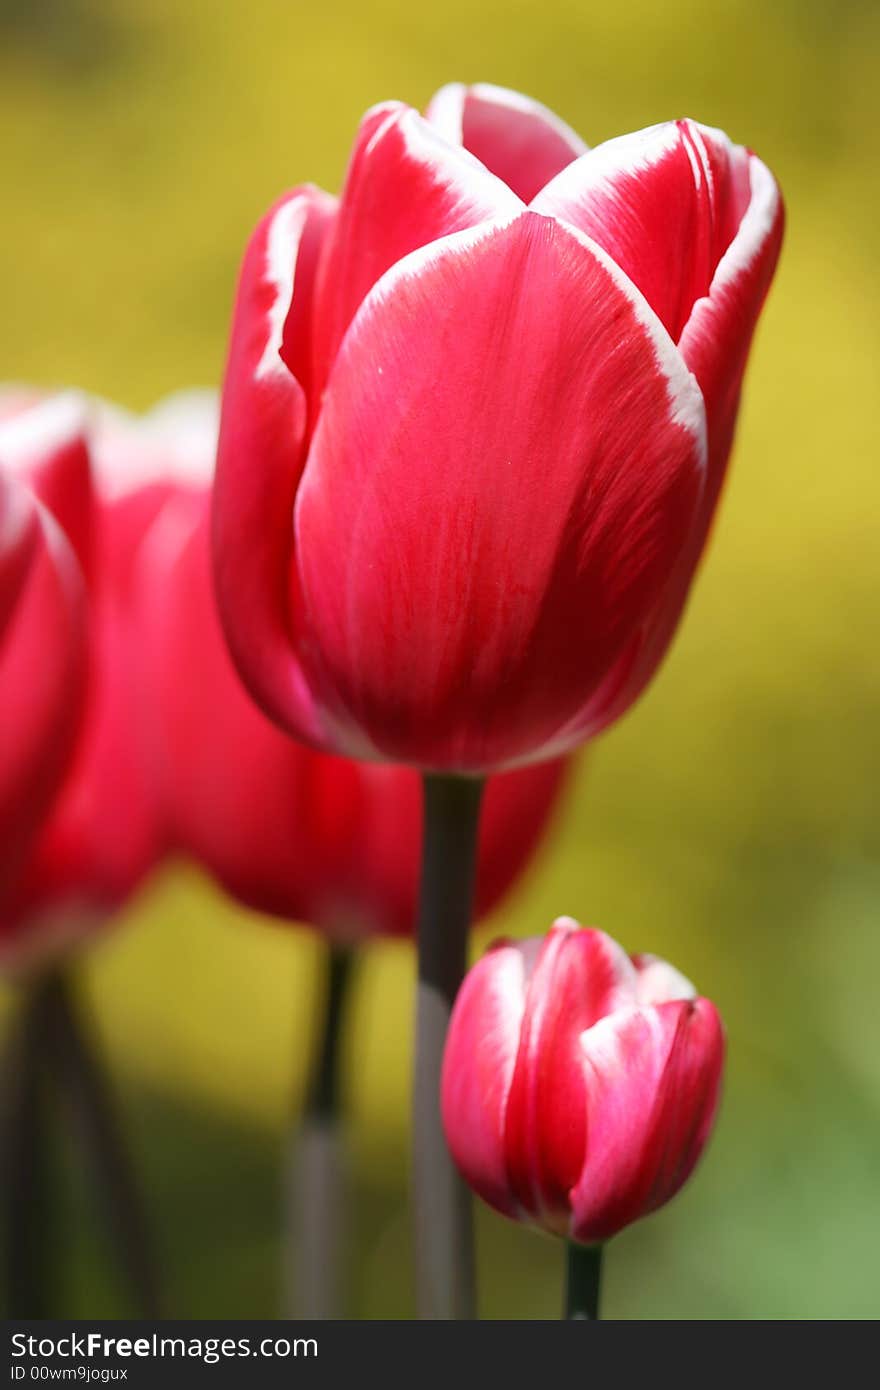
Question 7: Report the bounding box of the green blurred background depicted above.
[1,0,878,1319]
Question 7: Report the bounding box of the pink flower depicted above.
[213,83,783,773]
[441,918,724,1243]
[142,482,568,938]
[0,391,214,970]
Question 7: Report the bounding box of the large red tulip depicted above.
[213,83,783,773]
[441,918,724,1244]
[0,398,90,906]
[143,486,568,939]
[0,392,216,970]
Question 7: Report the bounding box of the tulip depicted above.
[442,918,725,1315]
[0,391,215,970]
[0,388,215,1317]
[214,85,782,774]
[0,397,90,905]
[139,472,568,1316]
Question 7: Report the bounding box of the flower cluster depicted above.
[0,81,782,1317]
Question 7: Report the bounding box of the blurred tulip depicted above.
[442,918,724,1245]
[0,398,90,903]
[0,389,215,1318]
[214,83,783,774]
[143,486,568,938]
[0,390,215,972]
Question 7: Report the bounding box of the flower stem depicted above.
[286,941,355,1319]
[43,969,161,1317]
[414,773,485,1320]
[1,967,159,1317]
[564,1241,603,1320]
[0,973,56,1316]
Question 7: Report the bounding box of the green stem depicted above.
[413,773,485,1320]
[565,1241,603,1320]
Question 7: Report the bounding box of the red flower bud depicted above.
[441,918,724,1243]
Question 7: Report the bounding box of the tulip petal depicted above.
[533,120,753,343]
[0,394,93,579]
[535,141,783,748]
[631,952,697,1005]
[677,151,784,424]
[296,211,706,770]
[213,184,338,749]
[427,82,587,201]
[442,938,540,1218]
[0,498,87,904]
[503,923,639,1227]
[570,997,724,1243]
[310,103,523,396]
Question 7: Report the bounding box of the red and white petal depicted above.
[631,952,697,1006]
[213,185,338,749]
[502,922,640,1226]
[535,143,783,749]
[310,103,522,397]
[426,82,587,201]
[533,120,752,343]
[295,211,706,771]
[441,938,540,1218]
[570,998,724,1243]
[678,150,784,433]
[0,394,93,579]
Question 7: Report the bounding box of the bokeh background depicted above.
[1,0,878,1319]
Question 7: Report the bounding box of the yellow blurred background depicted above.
[1,0,878,1318]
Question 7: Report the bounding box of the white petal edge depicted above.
[392,106,526,214]
[255,194,312,382]
[532,121,686,212]
[0,392,89,480]
[631,952,697,1006]
[551,215,708,460]
[92,390,219,501]
[699,151,780,305]
[427,81,588,159]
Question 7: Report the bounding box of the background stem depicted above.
[286,942,355,1320]
[0,975,56,1317]
[565,1241,603,1320]
[414,773,484,1320]
[43,970,161,1318]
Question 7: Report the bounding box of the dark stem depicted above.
[0,974,57,1317]
[42,970,161,1318]
[287,942,355,1319]
[565,1241,603,1320]
[304,943,354,1122]
[414,773,485,1320]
